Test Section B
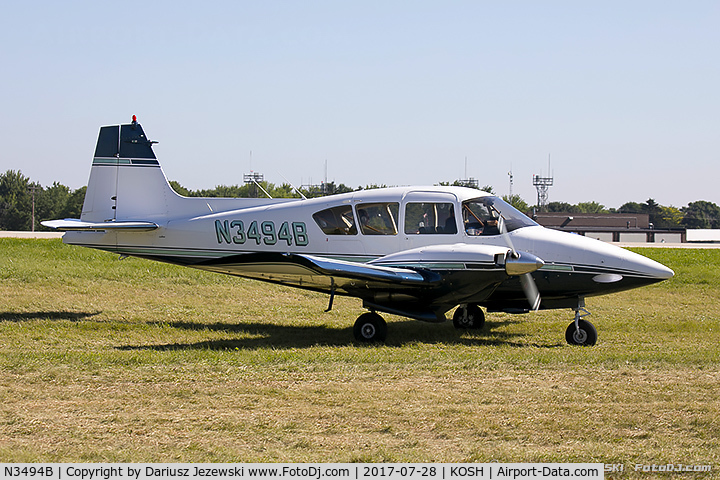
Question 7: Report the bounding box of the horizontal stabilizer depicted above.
[41,219,158,231]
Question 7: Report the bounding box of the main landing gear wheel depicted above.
[565,319,597,346]
[452,304,485,330]
[353,312,387,343]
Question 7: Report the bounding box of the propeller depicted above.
[498,217,542,311]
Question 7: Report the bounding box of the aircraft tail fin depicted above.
[78,118,177,224]
[43,118,287,235]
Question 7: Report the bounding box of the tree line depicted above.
[2,169,719,231]
[542,199,720,229]
[0,171,86,231]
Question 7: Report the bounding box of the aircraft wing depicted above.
[193,251,450,321]
[191,244,542,322]
[193,252,441,292]
[42,219,159,231]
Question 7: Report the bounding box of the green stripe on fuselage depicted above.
[539,264,574,272]
[93,157,132,166]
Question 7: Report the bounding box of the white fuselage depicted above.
[63,179,673,311]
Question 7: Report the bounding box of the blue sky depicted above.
[1,1,718,208]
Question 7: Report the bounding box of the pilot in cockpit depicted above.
[463,203,500,236]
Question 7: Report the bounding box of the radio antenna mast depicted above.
[532,154,554,211]
[508,165,513,198]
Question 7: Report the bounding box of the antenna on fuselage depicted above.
[244,171,271,198]
[243,171,272,198]
[254,179,272,199]
[277,171,307,200]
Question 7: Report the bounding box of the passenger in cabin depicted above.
[418,212,430,233]
[358,208,381,235]
[358,209,369,227]
[444,209,457,234]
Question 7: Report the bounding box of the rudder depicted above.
[81,118,175,223]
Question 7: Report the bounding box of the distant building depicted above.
[532,212,686,244]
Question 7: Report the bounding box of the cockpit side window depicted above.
[312,205,357,235]
[462,200,500,236]
[356,203,399,235]
[462,196,537,235]
[404,202,457,234]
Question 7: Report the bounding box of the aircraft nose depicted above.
[602,247,674,286]
[628,253,674,280]
[511,226,674,287]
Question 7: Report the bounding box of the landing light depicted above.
[592,273,623,284]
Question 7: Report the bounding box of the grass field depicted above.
[1,238,719,469]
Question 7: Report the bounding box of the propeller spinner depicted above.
[499,217,543,311]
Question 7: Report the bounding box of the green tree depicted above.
[36,182,70,225]
[576,202,607,214]
[169,180,191,196]
[0,170,31,230]
[502,194,529,213]
[546,202,578,213]
[35,183,86,230]
[657,206,683,229]
[643,198,663,226]
[321,182,354,196]
[437,181,483,190]
[618,201,644,213]
[270,183,298,198]
[682,201,720,229]
[60,186,86,219]
[620,199,683,229]
[360,184,387,190]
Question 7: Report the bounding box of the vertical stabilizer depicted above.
[81,119,175,223]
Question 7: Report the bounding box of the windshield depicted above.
[462,196,537,235]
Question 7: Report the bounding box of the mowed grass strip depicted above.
[0,239,718,466]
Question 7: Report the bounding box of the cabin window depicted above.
[356,203,399,235]
[312,205,357,235]
[404,203,457,234]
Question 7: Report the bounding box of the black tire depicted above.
[452,304,485,330]
[565,319,597,346]
[353,312,387,343]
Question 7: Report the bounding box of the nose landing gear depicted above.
[566,298,597,346]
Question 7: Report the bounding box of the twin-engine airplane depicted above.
[44,119,674,345]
